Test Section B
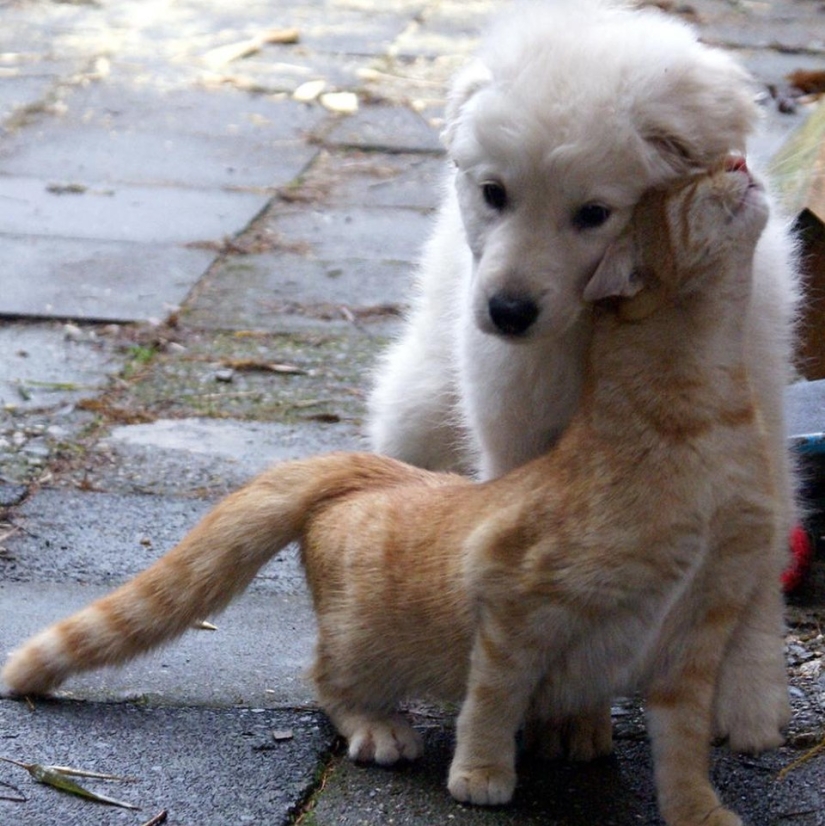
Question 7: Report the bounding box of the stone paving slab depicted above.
[0,236,215,322]
[1,582,317,708]
[323,105,443,153]
[0,322,118,411]
[309,726,824,826]
[309,151,447,210]
[1,487,310,590]
[98,417,363,495]
[0,700,334,826]
[0,86,324,189]
[0,177,270,245]
[185,252,412,333]
[0,127,315,193]
[269,204,432,262]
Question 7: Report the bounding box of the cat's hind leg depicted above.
[311,648,423,765]
[326,705,423,765]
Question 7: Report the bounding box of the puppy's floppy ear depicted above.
[442,60,493,149]
[635,51,759,176]
[583,238,643,303]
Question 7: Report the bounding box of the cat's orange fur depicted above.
[3,165,778,826]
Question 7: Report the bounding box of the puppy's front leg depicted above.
[448,612,542,806]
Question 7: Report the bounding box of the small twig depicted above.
[0,779,26,802]
[140,810,169,826]
[777,735,825,781]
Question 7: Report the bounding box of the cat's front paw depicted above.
[347,716,423,765]
[447,762,516,806]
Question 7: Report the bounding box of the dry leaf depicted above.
[220,358,306,375]
[0,758,139,810]
[787,69,825,96]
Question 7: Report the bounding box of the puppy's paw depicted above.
[447,762,515,806]
[347,715,423,765]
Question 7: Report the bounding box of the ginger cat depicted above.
[3,163,777,826]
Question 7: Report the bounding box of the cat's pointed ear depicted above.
[583,238,644,302]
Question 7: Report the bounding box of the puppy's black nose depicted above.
[488,293,539,336]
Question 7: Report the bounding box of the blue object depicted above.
[786,379,825,456]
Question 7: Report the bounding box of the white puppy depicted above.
[368,0,799,758]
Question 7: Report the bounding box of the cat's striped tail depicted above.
[2,452,435,696]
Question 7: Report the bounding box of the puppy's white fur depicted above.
[368,0,799,755]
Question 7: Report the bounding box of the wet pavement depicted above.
[1,1,825,824]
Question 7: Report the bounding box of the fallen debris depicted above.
[293,79,326,102]
[788,69,825,97]
[139,809,169,826]
[0,779,26,803]
[320,91,359,114]
[0,757,139,810]
[777,734,825,781]
[203,28,299,70]
[193,620,218,631]
[220,358,306,375]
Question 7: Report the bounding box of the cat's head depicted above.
[583,159,769,320]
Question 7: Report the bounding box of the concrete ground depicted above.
[1,1,824,824]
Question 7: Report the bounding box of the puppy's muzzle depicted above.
[488,292,540,336]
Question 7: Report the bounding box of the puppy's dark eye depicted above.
[482,181,508,211]
[573,203,612,230]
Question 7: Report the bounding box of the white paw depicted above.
[447,763,516,806]
[347,716,423,765]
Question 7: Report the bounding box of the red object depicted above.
[782,525,815,593]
